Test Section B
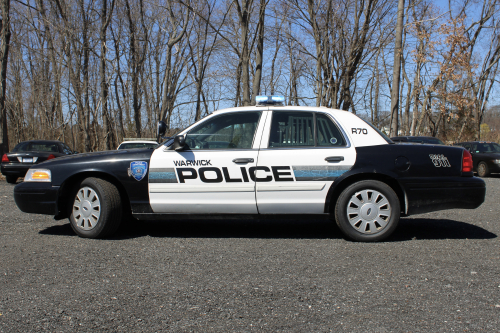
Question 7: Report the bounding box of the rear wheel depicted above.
[334,180,400,242]
[477,162,490,177]
[69,177,122,238]
[6,175,17,184]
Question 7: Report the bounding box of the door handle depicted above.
[232,158,254,163]
[325,156,344,162]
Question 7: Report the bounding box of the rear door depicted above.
[149,111,267,214]
[255,110,356,214]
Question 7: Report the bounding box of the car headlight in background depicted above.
[24,169,52,182]
[494,159,500,165]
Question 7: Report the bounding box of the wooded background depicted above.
[1,0,500,153]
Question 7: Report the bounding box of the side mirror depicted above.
[172,135,186,151]
[157,121,168,137]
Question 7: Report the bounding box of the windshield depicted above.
[472,142,500,153]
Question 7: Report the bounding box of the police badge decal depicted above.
[129,161,148,181]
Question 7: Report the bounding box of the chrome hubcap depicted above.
[479,164,485,174]
[73,187,101,230]
[347,189,391,234]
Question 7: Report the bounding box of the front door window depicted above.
[185,112,261,150]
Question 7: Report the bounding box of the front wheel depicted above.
[477,162,490,177]
[69,177,122,238]
[334,180,400,242]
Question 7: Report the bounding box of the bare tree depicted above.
[100,0,116,149]
[0,0,11,155]
[389,0,404,137]
[159,0,190,127]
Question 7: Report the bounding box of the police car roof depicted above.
[212,105,350,116]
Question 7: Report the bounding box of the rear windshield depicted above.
[360,120,393,144]
[408,137,444,145]
[118,142,157,150]
[12,142,60,153]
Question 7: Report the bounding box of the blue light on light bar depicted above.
[255,95,285,106]
[255,96,269,103]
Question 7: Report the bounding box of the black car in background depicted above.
[454,141,500,177]
[1,140,76,184]
[391,136,445,145]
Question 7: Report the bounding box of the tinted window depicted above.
[12,142,29,152]
[14,142,59,152]
[62,144,73,154]
[185,112,261,150]
[472,142,500,153]
[269,111,314,147]
[316,114,345,146]
[408,137,444,145]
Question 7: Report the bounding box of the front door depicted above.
[149,111,266,214]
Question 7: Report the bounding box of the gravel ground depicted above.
[0,177,499,332]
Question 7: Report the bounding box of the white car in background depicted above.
[117,139,158,150]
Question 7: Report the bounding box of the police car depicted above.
[13,96,486,242]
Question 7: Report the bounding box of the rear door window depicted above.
[316,113,345,146]
[268,111,346,148]
[269,111,314,147]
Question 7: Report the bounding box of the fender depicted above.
[39,149,154,217]
[323,166,405,214]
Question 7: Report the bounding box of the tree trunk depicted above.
[100,0,115,149]
[0,0,11,154]
[251,0,266,105]
[389,0,404,137]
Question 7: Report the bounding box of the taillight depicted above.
[1,154,9,163]
[47,154,56,160]
[462,149,473,173]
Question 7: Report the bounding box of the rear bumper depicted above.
[401,177,486,215]
[1,163,31,177]
[14,182,59,215]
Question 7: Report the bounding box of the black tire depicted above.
[334,180,400,242]
[69,177,122,238]
[6,175,17,184]
[477,162,490,177]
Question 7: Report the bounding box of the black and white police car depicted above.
[14,96,486,242]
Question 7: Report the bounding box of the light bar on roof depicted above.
[255,95,285,106]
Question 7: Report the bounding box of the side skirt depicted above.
[132,213,329,221]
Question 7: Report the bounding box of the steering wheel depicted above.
[187,137,204,149]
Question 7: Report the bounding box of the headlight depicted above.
[24,169,52,182]
[494,159,500,165]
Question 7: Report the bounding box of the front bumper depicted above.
[14,182,60,215]
[1,163,32,177]
[400,176,486,215]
